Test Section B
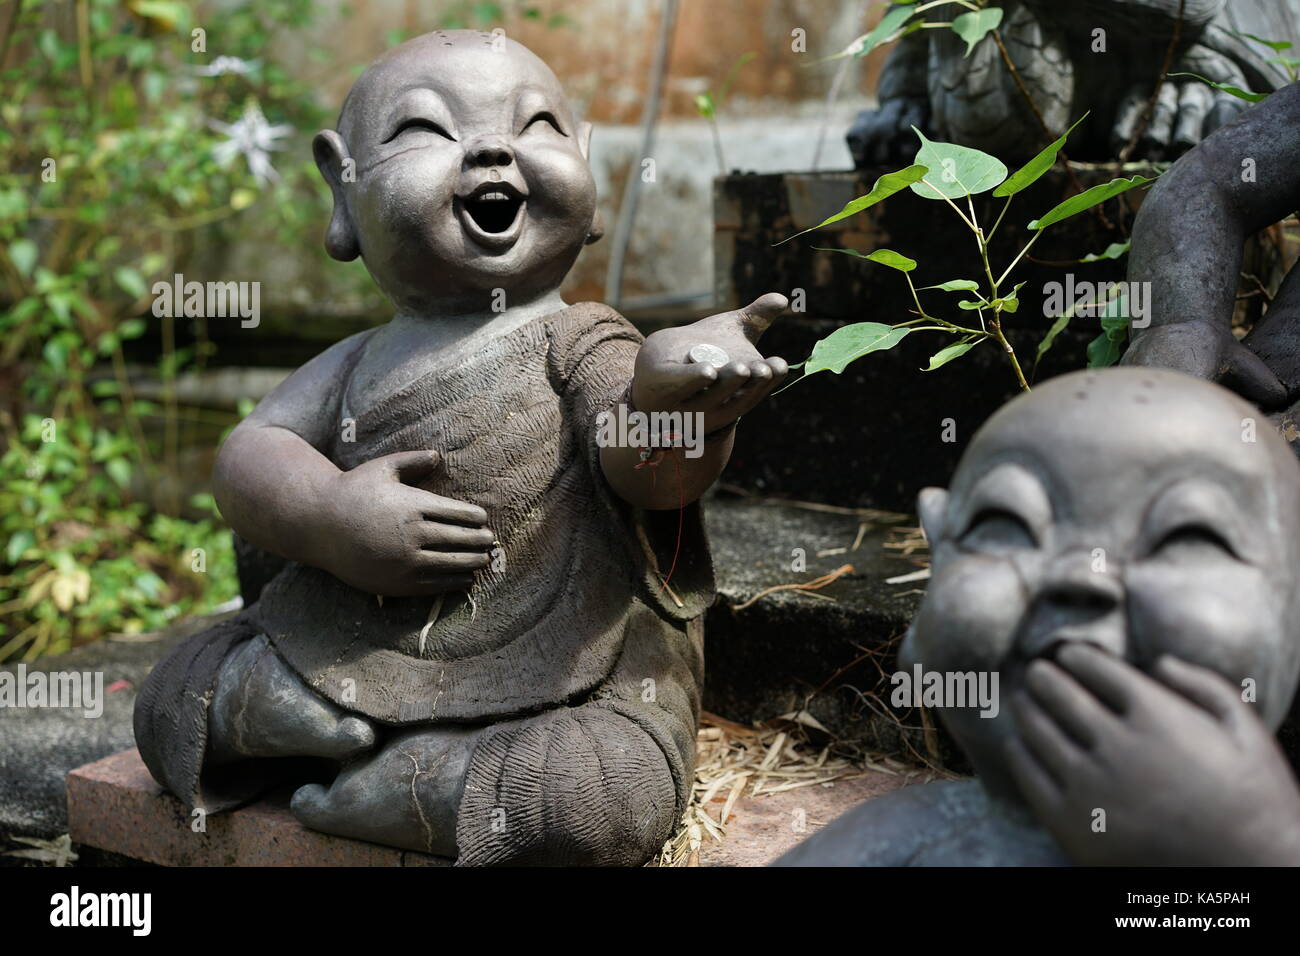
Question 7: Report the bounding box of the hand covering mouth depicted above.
[458,180,527,243]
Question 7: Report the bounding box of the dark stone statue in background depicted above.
[134,30,790,866]
[1122,81,1300,451]
[849,0,1299,166]
[777,369,1300,865]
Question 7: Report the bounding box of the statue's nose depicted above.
[1018,552,1126,659]
[467,139,514,168]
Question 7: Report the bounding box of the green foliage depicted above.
[783,118,1154,392]
[910,128,1008,199]
[695,52,757,173]
[830,0,1003,63]
[994,114,1088,198]
[0,0,335,661]
[1030,175,1153,231]
[814,247,916,271]
[1231,32,1298,84]
[805,323,910,375]
[776,165,926,245]
[950,8,1004,57]
[1169,73,1268,104]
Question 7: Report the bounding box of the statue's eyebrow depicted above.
[380,87,458,138]
[1140,476,1259,562]
[954,463,1052,537]
[513,85,569,126]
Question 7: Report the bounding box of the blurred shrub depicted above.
[0,0,336,660]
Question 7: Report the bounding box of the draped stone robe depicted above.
[135,303,713,864]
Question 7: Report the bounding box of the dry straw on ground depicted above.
[654,710,923,867]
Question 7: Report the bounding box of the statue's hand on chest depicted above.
[314,449,498,597]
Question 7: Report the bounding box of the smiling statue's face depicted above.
[906,368,1300,797]
[328,31,597,311]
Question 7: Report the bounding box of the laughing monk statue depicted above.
[135,30,789,866]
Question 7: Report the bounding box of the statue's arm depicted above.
[1129,82,1300,333]
[1123,82,1300,404]
[599,295,788,511]
[212,333,367,567]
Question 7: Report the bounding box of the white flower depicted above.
[208,102,294,184]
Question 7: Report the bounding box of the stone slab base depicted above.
[67,747,925,867]
[66,749,449,867]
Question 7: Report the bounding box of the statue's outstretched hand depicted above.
[319,450,495,597]
[1123,321,1287,409]
[1005,643,1300,866]
[632,293,789,435]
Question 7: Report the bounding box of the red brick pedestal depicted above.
[66,749,450,867]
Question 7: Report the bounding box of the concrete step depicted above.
[703,495,948,765]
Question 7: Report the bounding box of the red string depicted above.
[632,438,686,594]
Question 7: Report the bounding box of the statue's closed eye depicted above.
[523,111,564,135]
[1151,524,1237,561]
[382,118,457,144]
[960,509,1036,552]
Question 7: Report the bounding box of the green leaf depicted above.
[1035,312,1072,366]
[950,8,1004,57]
[910,128,1008,199]
[43,337,67,372]
[1034,275,1109,368]
[1168,73,1267,104]
[119,318,147,340]
[1082,239,1132,262]
[1086,330,1124,368]
[775,164,927,244]
[113,266,147,300]
[805,322,911,375]
[994,113,1089,198]
[1086,310,1130,368]
[1029,175,1153,231]
[1233,31,1292,53]
[694,92,716,119]
[992,281,1026,313]
[924,340,977,371]
[814,246,916,272]
[9,238,38,277]
[832,5,917,61]
[919,279,980,292]
[6,530,34,565]
[957,299,987,311]
[106,458,132,488]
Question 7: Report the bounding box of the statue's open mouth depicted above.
[457,182,527,250]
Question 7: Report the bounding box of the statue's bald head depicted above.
[337,30,570,144]
[312,29,598,311]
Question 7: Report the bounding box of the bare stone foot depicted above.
[208,634,377,765]
[289,726,481,857]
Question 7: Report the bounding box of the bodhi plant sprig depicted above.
[826,0,1006,64]
[776,115,1154,392]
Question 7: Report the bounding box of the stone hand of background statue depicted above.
[633,292,789,434]
[318,450,495,597]
[1123,321,1288,409]
[1006,643,1300,866]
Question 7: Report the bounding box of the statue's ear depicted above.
[312,129,360,262]
[916,486,949,545]
[576,121,604,245]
